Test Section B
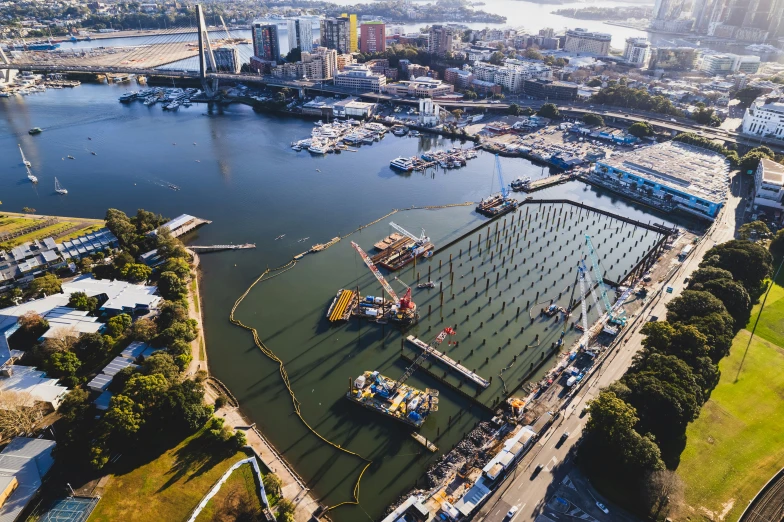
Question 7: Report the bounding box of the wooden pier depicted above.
[189,243,255,252]
[406,335,491,388]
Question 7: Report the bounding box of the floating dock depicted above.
[411,432,438,452]
[374,232,404,251]
[406,335,491,388]
[346,371,439,429]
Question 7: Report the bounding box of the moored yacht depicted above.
[390,157,415,172]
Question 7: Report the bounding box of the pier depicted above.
[189,243,256,252]
[410,433,438,452]
[406,335,491,389]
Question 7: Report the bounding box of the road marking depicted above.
[517,480,526,490]
[546,456,558,471]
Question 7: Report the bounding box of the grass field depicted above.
[676,282,784,521]
[88,428,247,522]
[0,211,104,249]
[194,462,264,522]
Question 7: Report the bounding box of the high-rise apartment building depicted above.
[320,17,350,53]
[340,13,358,52]
[360,21,386,54]
[563,28,611,55]
[623,37,651,67]
[427,25,455,56]
[251,23,280,63]
[212,46,241,73]
[287,18,313,53]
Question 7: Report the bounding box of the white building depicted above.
[334,64,386,93]
[0,438,56,521]
[623,38,651,67]
[699,53,761,76]
[753,158,784,222]
[742,96,784,139]
[470,60,551,93]
[287,18,314,53]
[384,77,454,97]
[563,28,611,56]
[419,98,442,126]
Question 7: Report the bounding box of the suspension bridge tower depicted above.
[196,4,219,98]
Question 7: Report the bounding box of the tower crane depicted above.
[584,235,626,326]
[351,241,417,321]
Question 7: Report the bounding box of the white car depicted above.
[506,505,519,518]
[595,502,609,514]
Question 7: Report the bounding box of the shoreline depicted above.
[186,249,322,522]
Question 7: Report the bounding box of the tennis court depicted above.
[39,496,100,522]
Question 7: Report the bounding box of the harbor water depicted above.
[0,84,684,521]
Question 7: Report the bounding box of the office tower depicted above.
[287,18,313,53]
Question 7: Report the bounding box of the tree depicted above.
[277,499,296,522]
[697,278,751,327]
[105,394,143,437]
[666,290,728,324]
[45,351,82,386]
[133,209,165,235]
[489,51,505,65]
[159,301,193,332]
[700,240,772,294]
[17,312,48,336]
[120,263,152,283]
[537,103,560,119]
[738,220,771,240]
[142,352,181,384]
[464,90,478,100]
[642,470,685,520]
[507,103,522,116]
[524,48,543,61]
[285,47,301,62]
[28,274,62,297]
[156,227,189,260]
[686,311,735,361]
[451,109,464,120]
[688,267,733,286]
[161,257,191,280]
[628,121,653,138]
[130,317,157,342]
[58,388,90,424]
[73,332,108,361]
[158,271,187,301]
[155,320,198,346]
[586,77,602,87]
[734,86,763,108]
[68,291,99,312]
[582,113,604,126]
[739,148,773,174]
[124,373,170,409]
[263,473,283,498]
[105,208,136,247]
[0,391,45,438]
[105,313,132,338]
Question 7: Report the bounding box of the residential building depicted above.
[470,60,551,93]
[320,17,350,53]
[563,28,611,56]
[428,25,455,56]
[742,95,784,139]
[649,47,700,71]
[340,13,358,52]
[444,67,474,89]
[623,38,650,67]
[301,47,338,80]
[753,157,784,222]
[360,21,386,54]
[384,77,455,97]
[212,46,240,74]
[523,79,578,101]
[407,64,432,79]
[470,79,502,95]
[334,64,386,93]
[0,438,56,521]
[287,18,314,53]
[699,53,761,75]
[336,53,356,71]
[251,22,280,62]
[593,141,730,218]
[366,59,398,80]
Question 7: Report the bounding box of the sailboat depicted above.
[55,177,68,195]
[18,144,31,167]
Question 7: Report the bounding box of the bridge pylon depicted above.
[196,4,219,98]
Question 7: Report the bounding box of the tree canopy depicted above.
[666,290,729,324]
[537,103,560,119]
[700,239,772,294]
[582,113,605,126]
[628,121,654,138]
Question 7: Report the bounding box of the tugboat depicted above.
[510,177,531,191]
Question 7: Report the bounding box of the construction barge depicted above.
[476,194,518,217]
[369,223,434,271]
[346,371,439,429]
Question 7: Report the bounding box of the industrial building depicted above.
[523,79,578,101]
[593,141,730,218]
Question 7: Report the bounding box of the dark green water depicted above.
[0,84,680,521]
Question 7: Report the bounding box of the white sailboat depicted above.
[18,144,31,167]
[55,177,68,194]
[26,169,37,183]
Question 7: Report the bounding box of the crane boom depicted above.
[393,327,455,392]
[584,235,626,325]
[495,155,509,199]
[351,241,399,304]
[389,222,428,243]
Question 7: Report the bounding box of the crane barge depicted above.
[370,222,434,271]
[346,327,454,428]
[477,154,518,217]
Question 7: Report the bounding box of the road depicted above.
[473,174,744,522]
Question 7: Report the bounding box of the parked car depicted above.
[596,502,609,514]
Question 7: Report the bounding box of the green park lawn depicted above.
[194,462,265,522]
[676,282,784,520]
[88,427,247,522]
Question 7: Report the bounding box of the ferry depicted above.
[346,371,439,429]
[390,157,415,172]
[28,127,42,135]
